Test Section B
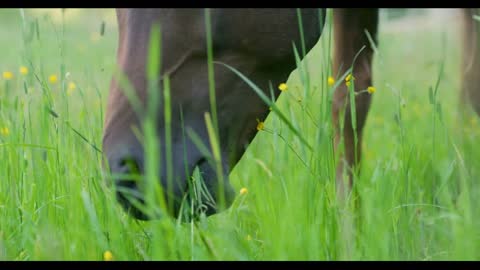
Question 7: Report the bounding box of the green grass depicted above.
[1,8,480,260]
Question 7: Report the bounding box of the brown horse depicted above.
[102,8,480,219]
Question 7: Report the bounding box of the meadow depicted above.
[0,8,479,260]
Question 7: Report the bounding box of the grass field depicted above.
[1,8,479,260]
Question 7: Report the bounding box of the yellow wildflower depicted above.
[19,66,28,75]
[278,83,288,92]
[68,82,76,90]
[327,76,335,86]
[345,73,355,87]
[103,250,114,261]
[0,127,9,136]
[67,82,76,96]
[367,86,376,94]
[256,119,264,131]
[3,71,13,80]
[240,187,248,195]
[48,74,58,84]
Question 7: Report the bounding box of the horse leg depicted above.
[331,8,379,259]
[332,8,379,200]
[461,9,480,116]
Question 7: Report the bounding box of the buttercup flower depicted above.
[19,66,28,75]
[0,127,10,136]
[67,82,76,96]
[345,73,355,87]
[278,83,288,92]
[367,86,376,94]
[103,250,113,261]
[48,74,58,84]
[327,76,335,86]
[256,119,265,131]
[240,187,248,195]
[68,82,76,90]
[3,71,13,80]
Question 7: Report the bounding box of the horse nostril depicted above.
[113,156,142,189]
[117,157,141,175]
[113,155,144,195]
[110,155,150,220]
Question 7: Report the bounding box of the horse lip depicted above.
[194,157,208,169]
